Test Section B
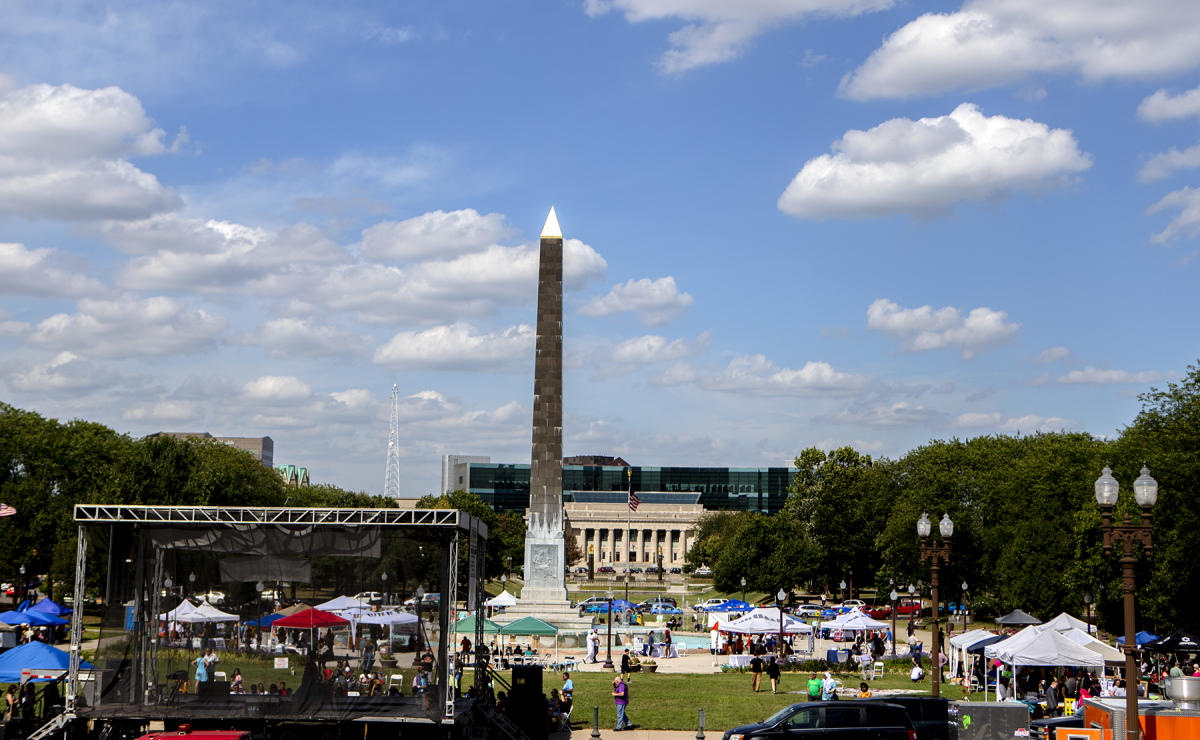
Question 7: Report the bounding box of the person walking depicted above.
[821,671,838,701]
[611,675,632,731]
[620,648,632,682]
[586,629,599,663]
[767,656,782,694]
[750,653,764,692]
[1044,676,1061,717]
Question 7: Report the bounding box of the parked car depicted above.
[578,596,611,608]
[793,604,824,618]
[573,566,590,574]
[645,565,660,574]
[867,696,953,740]
[637,596,678,612]
[696,598,729,612]
[895,599,926,616]
[841,599,866,610]
[669,567,683,574]
[597,566,615,574]
[945,601,968,614]
[201,590,226,605]
[627,567,644,574]
[723,701,915,740]
[693,566,713,576]
[865,605,892,619]
[354,591,384,605]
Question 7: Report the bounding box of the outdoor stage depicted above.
[55,504,490,740]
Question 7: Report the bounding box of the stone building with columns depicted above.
[564,499,703,568]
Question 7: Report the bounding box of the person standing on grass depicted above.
[611,675,632,731]
[750,653,764,692]
[620,648,632,682]
[767,656,781,694]
[821,671,838,701]
[807,672,822,701]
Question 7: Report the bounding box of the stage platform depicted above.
[76,693,469,726]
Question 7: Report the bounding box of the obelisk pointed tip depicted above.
[541,206,562,239]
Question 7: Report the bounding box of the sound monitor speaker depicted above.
[198,681,230,699]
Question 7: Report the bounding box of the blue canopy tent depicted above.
[27,598,72,617]
[0,641,92,682]
[243,613,285,628]
[611,599,637,612]
[0,610,67,627]
[1116,631,1159,647]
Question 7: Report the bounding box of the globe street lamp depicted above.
[1095,465,1157,740]
[381,571,389,606]
[188,571,197,600]
[917,512,954,699]
[777,589,787,657]
[889,588,899,657]
[415,585,426,652]
[961,581,968,628]
[740,576,747,604]
[604,584,615,670]
[839,579,847,602]
[1083,592,1094,635]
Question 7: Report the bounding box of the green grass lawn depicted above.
[468,664,975,732]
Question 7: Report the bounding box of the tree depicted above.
[710,512,820,595]
[685,511,741,572]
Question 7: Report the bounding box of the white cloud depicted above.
[1036,346,1071,363]
[309,238,606,324]
[1139,85,1200,123]
[705,356,872,396]
[114,216,346,293]
[1057,367,1165,385]
[866,298,1019,357]
[1146,187,1200,244]
[0,82,180,220]
[953,411,1074,432]
[241,375,312,402]
[0,242,107,297]
[611,333,704,364]
[0,308,28,336]
[578,276,693,325]
[235,318,371,359]
[652,361,699,386]
[778,104,1090,219]
[123,400,198,422]
[584,0,894,74]
[841,1,1200,100]
[360,208,513,261]
[373,323,534,370]
[1139,144,1200,183]
[9,351,115,392]
[29,296,226,358]
[824,402,944,427]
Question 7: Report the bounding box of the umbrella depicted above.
[995,609,1042,625]
[1141,629,1200,653]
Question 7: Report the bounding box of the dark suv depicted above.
[866,697,953,740]
[724,701,916,740]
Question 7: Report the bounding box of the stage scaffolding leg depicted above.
[131,527,146,706]
[440,532,458,720]
[473,529,486,698]
[148,547,164,703]
[67,525,88,711]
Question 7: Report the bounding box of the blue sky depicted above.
[1,0,1198,497]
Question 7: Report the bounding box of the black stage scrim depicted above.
[64,505,487,737]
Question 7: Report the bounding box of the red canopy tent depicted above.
[272,608,349,629]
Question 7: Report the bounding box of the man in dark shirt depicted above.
[620,649,632,681]
[1044,676,1061,717]
[750,654,764,692]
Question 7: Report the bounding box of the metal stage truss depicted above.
[62,504,488,738]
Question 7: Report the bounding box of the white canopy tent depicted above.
[159,600,198,621]
[721,608,812,635]
[177,602,239,623]
[820,612,889,631]
[485,591,516,608]
[947,628,997,679]
[984,626,1104,701]
[315,595,371,613]
[1060,627,1124,663]
[1040,612,1096,634]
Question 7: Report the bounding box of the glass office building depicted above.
[465,462,796,514]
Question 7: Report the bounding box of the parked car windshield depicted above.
[763,704,803,727]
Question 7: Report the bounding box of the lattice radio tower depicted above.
[383,384,401,498]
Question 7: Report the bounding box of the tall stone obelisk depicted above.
[521,207,568,604]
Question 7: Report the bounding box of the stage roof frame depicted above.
[73,503,487,537]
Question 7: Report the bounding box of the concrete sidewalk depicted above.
[568,731,707,739]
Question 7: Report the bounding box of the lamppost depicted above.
[188,571,197,601]
[917,511,954,699]
[961,581,968,628]
[890,588,899,657]
[777,589,787,657]
[162,577,173,647]
[255,581,265,654]
[381,572,389,606]
[839,579,847,603]
[740,576,747,603]
[1095,465,1157,740]
[604,584,615,670]
[415,585,426,652]
[1083,592,1094,635]
[18,565,25,604]
[907,583,915,635]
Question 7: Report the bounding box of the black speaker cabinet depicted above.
[197,681,230,699]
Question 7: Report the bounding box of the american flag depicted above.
[0,503,15,517]
[627,470,639,511]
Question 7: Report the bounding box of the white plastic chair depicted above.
[871,662,884,679]
[387,674,404,692]
[214,671,228,682]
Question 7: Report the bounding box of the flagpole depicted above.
[625,469,631,604]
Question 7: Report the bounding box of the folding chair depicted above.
[871,662,884,680]
[387,674,404,692]
[214,671,228,682]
